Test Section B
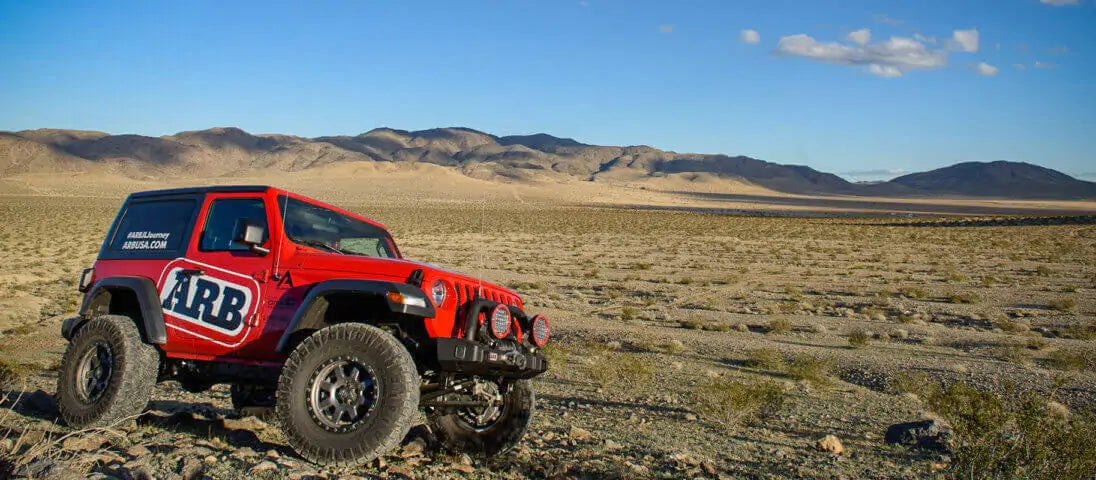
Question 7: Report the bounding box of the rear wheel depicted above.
[276,323,419,466]
[428,379,535,457]
[56,315,160,428]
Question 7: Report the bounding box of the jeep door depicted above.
[159,192,277,359]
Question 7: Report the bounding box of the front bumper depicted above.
[434,337,548,379]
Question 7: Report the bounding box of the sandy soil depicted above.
[0,173,1093,479]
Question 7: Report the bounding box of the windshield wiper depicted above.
[297,238,347,255]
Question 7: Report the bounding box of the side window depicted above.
[109,199,196,255]
[199,198,268,251]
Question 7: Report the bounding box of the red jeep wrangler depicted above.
[56,186,549,465]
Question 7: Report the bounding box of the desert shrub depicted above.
[887,371,933,395]
[925,382,1096,479]
[0,359,29,391]
[539,344,569,369]
[990,344,1031,364]
[1044,350,1087,371]
[785,354,834,387]
[678,318,731,332]
[588,353,655,388]
[1049,297,1077,313]
[997,318,1031,333]
[948,293,979,304]
[847,329,870,348]
[766,318,793,335]
[945,271,966,283]
[743,348,785,370]
[898,286,926,299]
[691,378,785,426]
[619,306,639,321]
[1036,265,1054,276]
[1061,325,1096,340]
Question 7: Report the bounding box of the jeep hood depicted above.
[291,252,518,297]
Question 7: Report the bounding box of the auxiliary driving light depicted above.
[489,304,511,339]
[431,280,447,307]
[530,314,550,347]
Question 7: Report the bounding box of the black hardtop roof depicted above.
[127,185,274,199]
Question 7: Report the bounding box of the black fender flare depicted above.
[74,276,167,344]
[275,279,435,354]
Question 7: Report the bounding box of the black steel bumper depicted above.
[434,337,548,379]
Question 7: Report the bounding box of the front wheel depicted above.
[428,379,535,457]
[276,323,419,466]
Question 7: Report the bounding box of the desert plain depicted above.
[1,166,1094,479]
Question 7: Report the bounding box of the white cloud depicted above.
[740,29,760,45]
[659,25,674,33]
[1034,61,1059,68]
[847,28,871,46]
[951,29,979,53]
[1047,46,1070,55]
[914,33,937,45]
[868,64,904,77]
[1014,63,1027,70]
[774,33,949,77]
[1041,0,1080,6]
[976,62,1000,76]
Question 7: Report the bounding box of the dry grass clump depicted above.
[923,382,1096,479]
[948,293,979,304]
[1044,350,1088,372]
[766,318,793,335]
[588,352,656,388]
[743,348,785,371]
[785,354,835,387]
[690,377,786,426]
[0,358,29,391]
[1049,297,1078,313]
[847,329,871,348]
[1060,325,1096,341]
[990,343,1031,365]
[678,317,732,332]
[619,306,640,321]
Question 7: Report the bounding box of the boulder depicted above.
[815,434,844,454]
[885,419,955,452]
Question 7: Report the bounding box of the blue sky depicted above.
[1,0,1094,180]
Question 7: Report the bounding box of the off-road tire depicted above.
[56,315,160,428]
[276,323,419,466]
[428,379,535,457]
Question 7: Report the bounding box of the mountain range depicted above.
[2,126,1094,200]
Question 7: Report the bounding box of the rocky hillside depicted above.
[890,161,1096,199]
[2,127,1092,199]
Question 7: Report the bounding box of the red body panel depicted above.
[88,187,523,364]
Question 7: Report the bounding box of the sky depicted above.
[1,0,1094,181]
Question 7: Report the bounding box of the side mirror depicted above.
[233,220,270,255]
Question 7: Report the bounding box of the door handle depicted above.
[179,269,204,277]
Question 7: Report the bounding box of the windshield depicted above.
[279,195,398,258]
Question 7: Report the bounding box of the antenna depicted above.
[477,189,485,297]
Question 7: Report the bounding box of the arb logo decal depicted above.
[158,260,258,337]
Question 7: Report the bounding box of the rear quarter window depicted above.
[103,198,198,259]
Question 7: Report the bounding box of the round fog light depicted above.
[489,305,511,339]
[530,315,550,347]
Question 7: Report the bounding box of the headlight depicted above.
[530,315,549,347]
[431,280,447,307]
[489,305,511,339]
